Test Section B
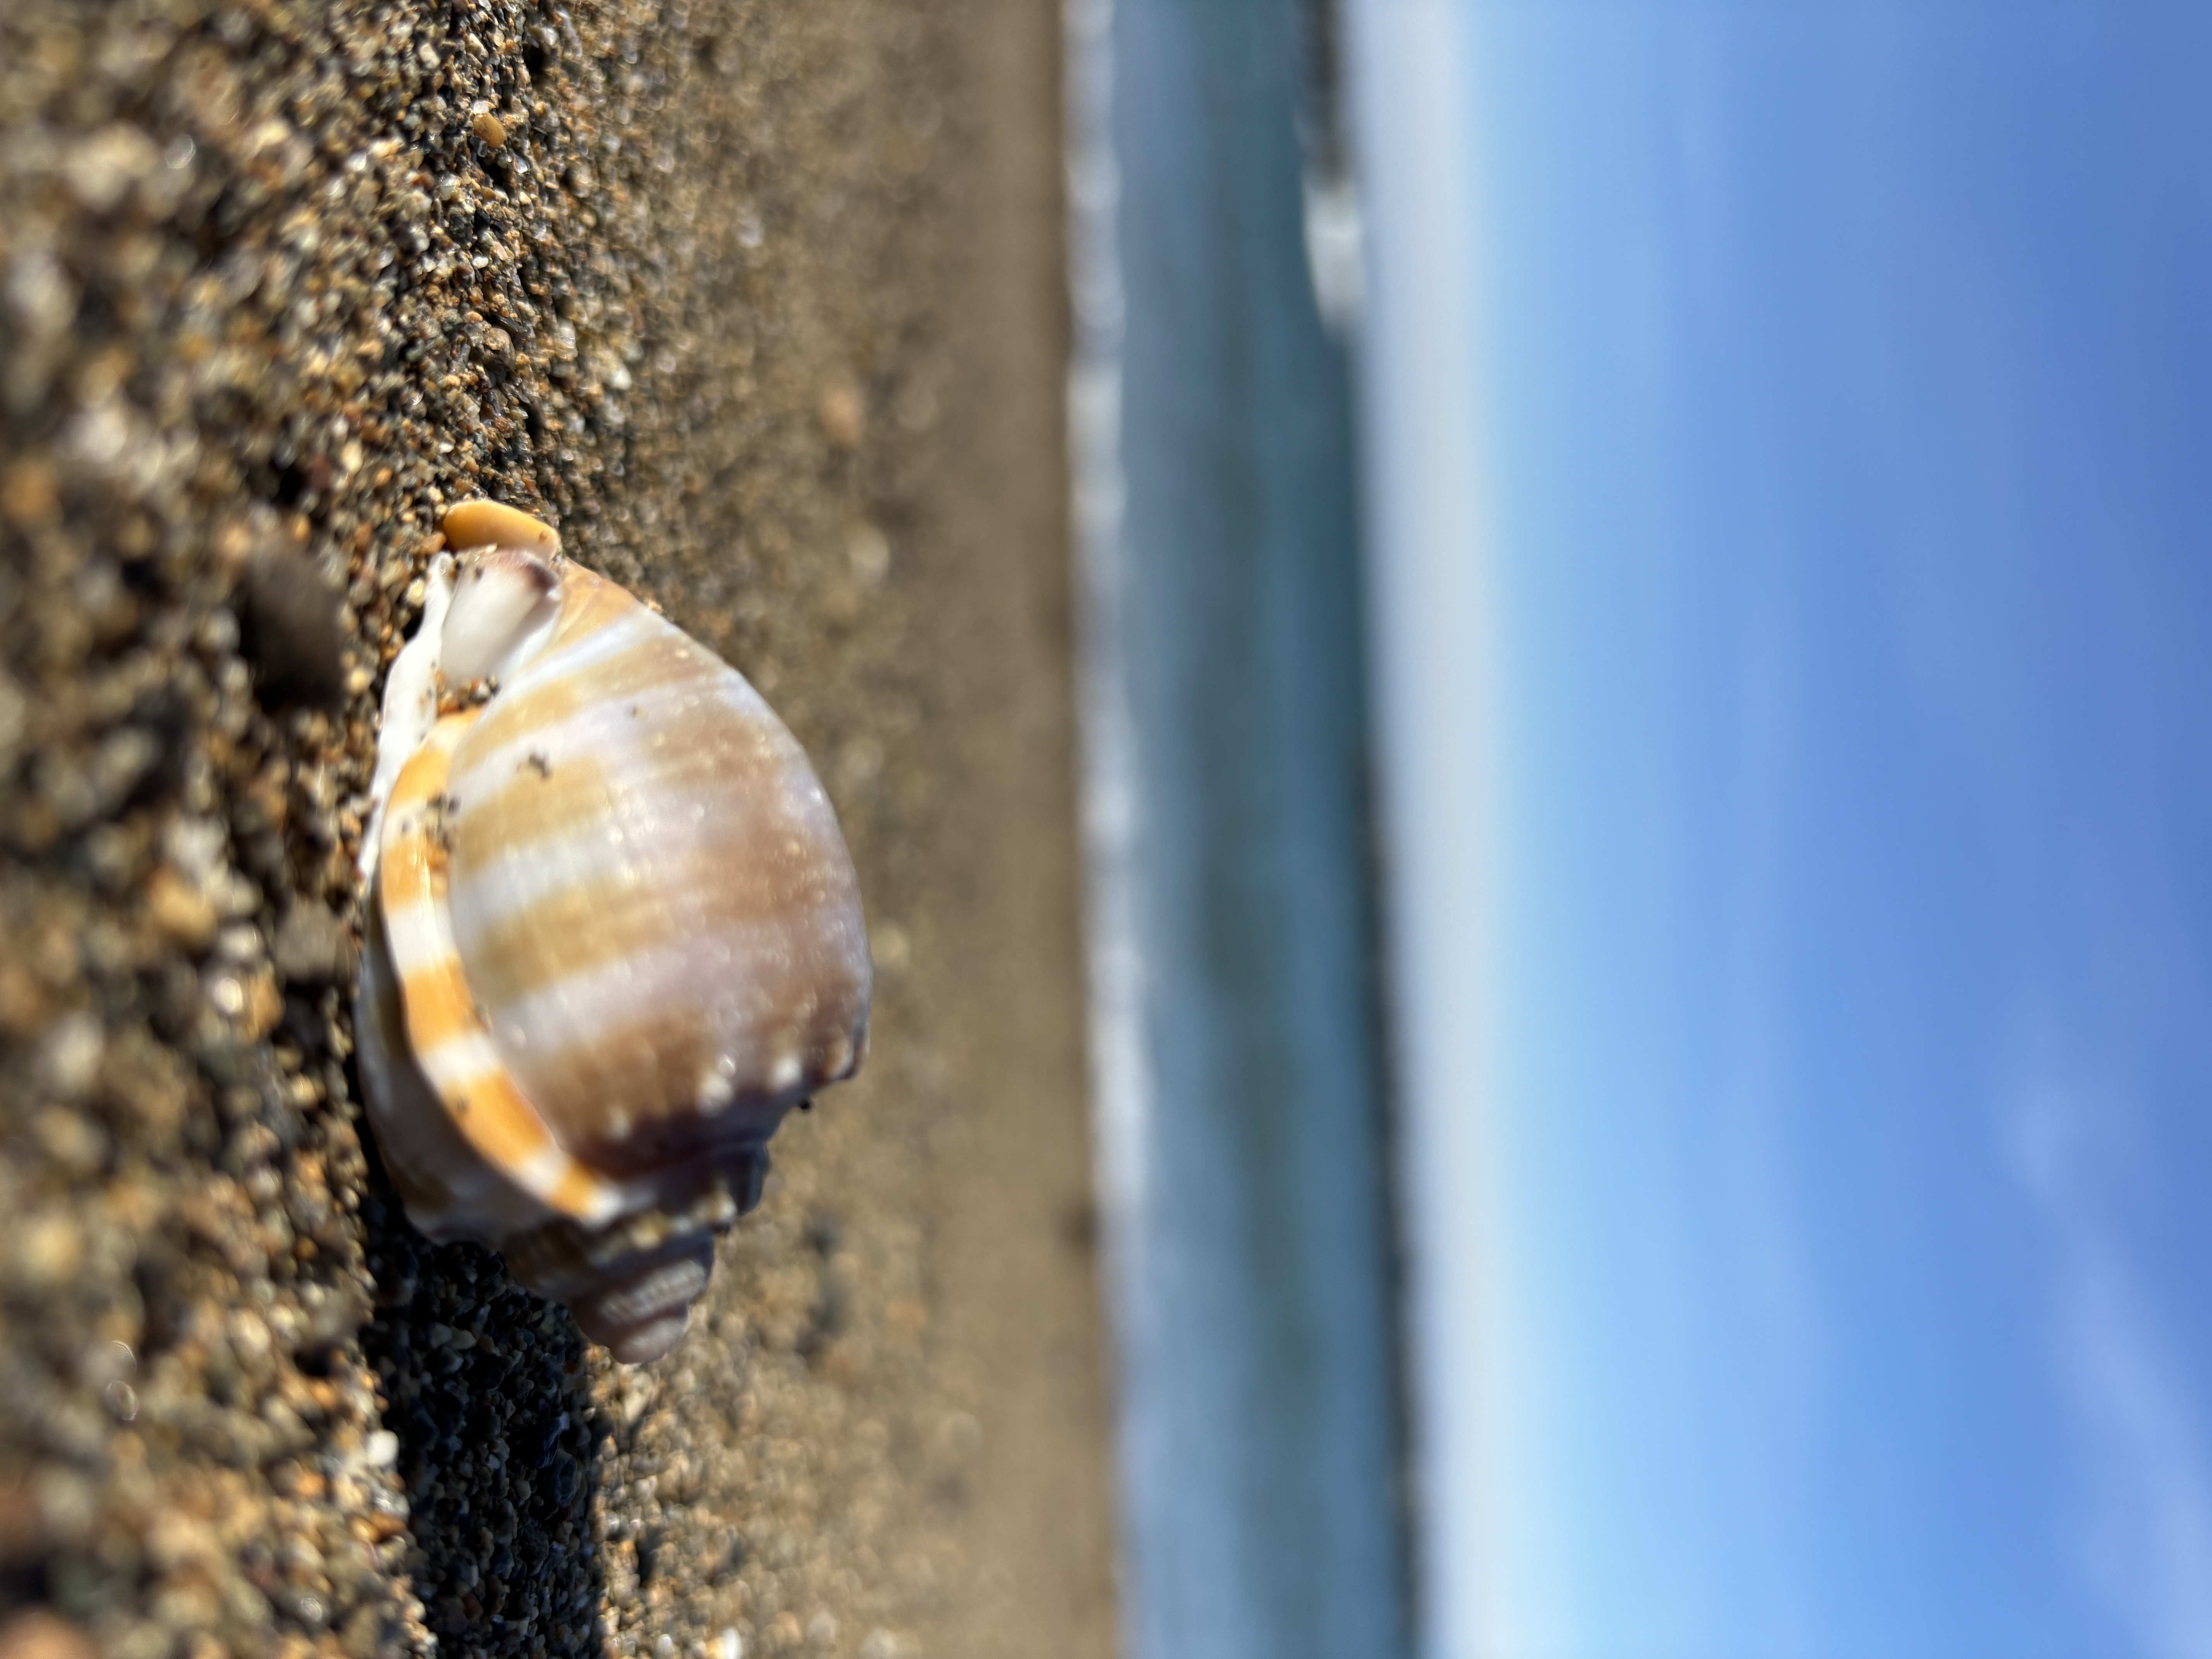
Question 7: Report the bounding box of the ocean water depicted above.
[1067,1,1410,1656]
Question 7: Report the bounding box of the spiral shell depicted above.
[354,501,872,1362]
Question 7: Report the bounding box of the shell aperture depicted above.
[354,502,872,1363]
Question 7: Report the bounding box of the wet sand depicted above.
[0,2,1115,1655]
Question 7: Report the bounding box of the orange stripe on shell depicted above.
[379,708,626,1226]
[546,563,640,646]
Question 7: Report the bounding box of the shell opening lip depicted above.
[441,546,565,685]
[441,497,562,558]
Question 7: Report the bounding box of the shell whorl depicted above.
[355,501,873,1363]
[439,562,869,1171]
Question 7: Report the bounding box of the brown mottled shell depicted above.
[355,503,872,1362]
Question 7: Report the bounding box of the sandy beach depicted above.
[0,2,1115,1654]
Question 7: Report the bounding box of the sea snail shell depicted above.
[354,500,872,1363]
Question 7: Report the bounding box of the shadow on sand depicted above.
[358,1147,612,1659]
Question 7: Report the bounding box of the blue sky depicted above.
[1354,4,2212,1654]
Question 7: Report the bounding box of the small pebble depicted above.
[241,550,347,708]
[145,867,218,951]
[0,1609,97,1659]
[38,1012,105,1100]
[817,381,866,449]
[847,524,892,585]
[32,1108,106,1176]
[11,1214,85,1288]
[274,901,355,987]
